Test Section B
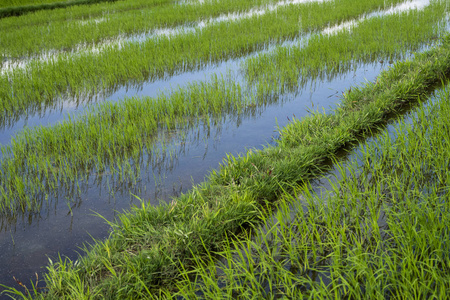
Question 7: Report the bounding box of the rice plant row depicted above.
[244,0,448,96]
[0,0,122,19]
[0,0,171,30]
[0,0,72,9]
[0,0,442,128]
[0,75,251,215]
[0,0,301,57]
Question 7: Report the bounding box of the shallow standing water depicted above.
[0,0,445,294]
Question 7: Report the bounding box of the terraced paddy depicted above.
[0,0,449,298]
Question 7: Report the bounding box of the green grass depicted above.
[0,1,446,217]
[172,84,450,299]
[0,0,120,19]
[243,0,447,96]
[0,2,445,132]
[0,0,445,135]
[0,0,172,49]
[2,30,450,299]
[0,75,252,215]
[1,0,449,297]
[0,0,307,57]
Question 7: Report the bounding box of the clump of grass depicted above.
[0,75,254,216]
[0,0,285,53]
[2,32,450,299]
[173,84,450,298]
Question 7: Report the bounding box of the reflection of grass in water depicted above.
[3,32,449,299]
[0,1,448,295]
[0,0,407,120]
[175,85,450,299]
[0,70,277,229]
[0,119,203,231]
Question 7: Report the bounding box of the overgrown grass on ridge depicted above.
[173,85,450,299]
[0,3,446,217]
[2,32,449,299]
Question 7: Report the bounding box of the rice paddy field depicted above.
[0,0,449,298]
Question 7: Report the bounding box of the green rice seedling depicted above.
[2,32,449,298]
[1,0,418,123]
[0,0,121,19]
[0,0,74,7]
[0,0,313,57]
[1,0,450,295]
[0,74,258,215]
[0,0,170,24]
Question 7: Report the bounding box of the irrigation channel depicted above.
[0,0,448,296]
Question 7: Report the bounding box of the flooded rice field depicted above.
[0,0,442,143]
[0,0,449,296]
